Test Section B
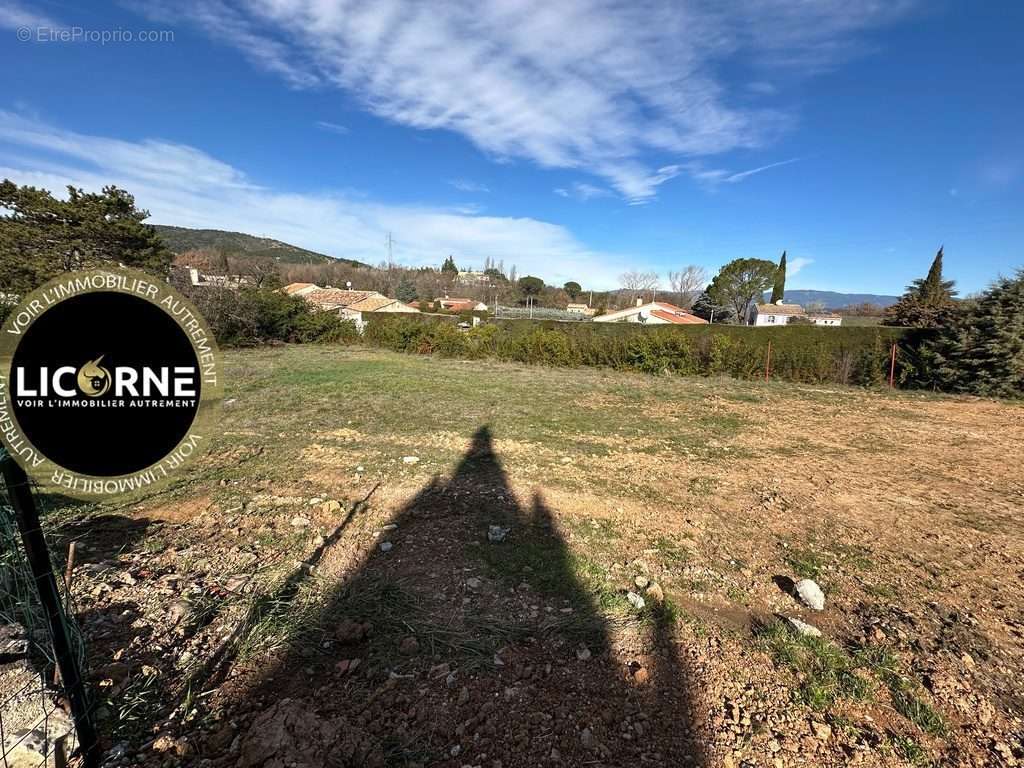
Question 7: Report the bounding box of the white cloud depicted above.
[553,181,612,202]
[0,0,59,29]
[787,256,813,277]
[0,111,633,288]
[136,0,912,202]
[315,120,349,135]
[447,178,489,193]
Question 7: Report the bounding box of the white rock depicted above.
[290,516,311,528]
[794,579,826,611]
[487,525,510,543]
[576,645,592,661]
[378,541,393,553]
[634,575,650,589]
[402,456,420,464]
[786,616,822,638]
[626,592,646,610]
[466,577,482,590]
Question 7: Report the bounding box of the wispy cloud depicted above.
[0,111,633,287]
[721,157,801,183]
[315,120,349,136]
[447,178,489,193]
[553,181,612,201]
[788,256,813,277]
[0,0,60,29]
[134,0,912,202]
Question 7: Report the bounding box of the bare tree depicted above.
[618,270,660,305]
[667,265,708,308]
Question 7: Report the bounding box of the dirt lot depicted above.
[22,346,1024,767]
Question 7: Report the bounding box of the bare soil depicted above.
[23,347,1024,767]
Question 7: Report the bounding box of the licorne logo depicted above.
[0,267,223,498]
[77,356,111,397]
[12,358,198,401]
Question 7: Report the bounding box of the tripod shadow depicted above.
[218,426,704,767]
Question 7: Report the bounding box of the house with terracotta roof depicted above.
[434,296,489,312]
[282,282,321,297]
[592,298,707,325]
[286,284,420,330]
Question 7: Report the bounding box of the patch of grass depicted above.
[855,646,946,736]
[892,691,946,736]
[651,534,691,564]
[758,619,870,709]
[783,546,828,581]
[828,541,875,571]
[864,581,897,599]
[687,476,717,497]
[889,733,932,766]
[725,585,747,604]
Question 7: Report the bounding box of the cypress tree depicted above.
[770,251,787,303]
[916,246,956,303]
[883,247,958,328]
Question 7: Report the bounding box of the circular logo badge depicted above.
[0,268,222,496]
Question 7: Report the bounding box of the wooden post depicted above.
[889,342,897,388]
[765,340,772,382]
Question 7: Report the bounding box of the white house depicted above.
[566,303,597,316]
[593,298,707,325]
[186,267,252,289]
[809,313,843,326]
[749,302,807,325]
[749,301,843,326]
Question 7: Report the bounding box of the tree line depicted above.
[0,180,1020,396]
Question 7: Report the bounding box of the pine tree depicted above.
[930,271,1024,397]
[441,255,458,275]
[770,251,787,304]
[0,181,172,294]
[395,275,417,303]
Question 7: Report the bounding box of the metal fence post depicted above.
[0,456,100,767]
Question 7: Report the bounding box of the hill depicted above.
[765,289,900,309]
[153,225,369,267]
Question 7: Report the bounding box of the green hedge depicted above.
[364,315,921,387]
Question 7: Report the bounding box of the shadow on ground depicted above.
[208,426,705,767]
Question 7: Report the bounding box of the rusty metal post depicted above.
[0,456,100,767]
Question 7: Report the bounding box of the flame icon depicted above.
[77,356,111,397]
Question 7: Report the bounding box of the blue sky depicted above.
[1,1,1021,293]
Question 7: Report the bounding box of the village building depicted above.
[748,301,843,326]
[284,284,420,331]
[282,282,320,297]
[592,299,707,325]
[809,313,843,326]
[434,296,489,312]
[748,302,807,325]
[566,303,597,316]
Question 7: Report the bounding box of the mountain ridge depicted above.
[765,289,900,309]
[153,225,370,267]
